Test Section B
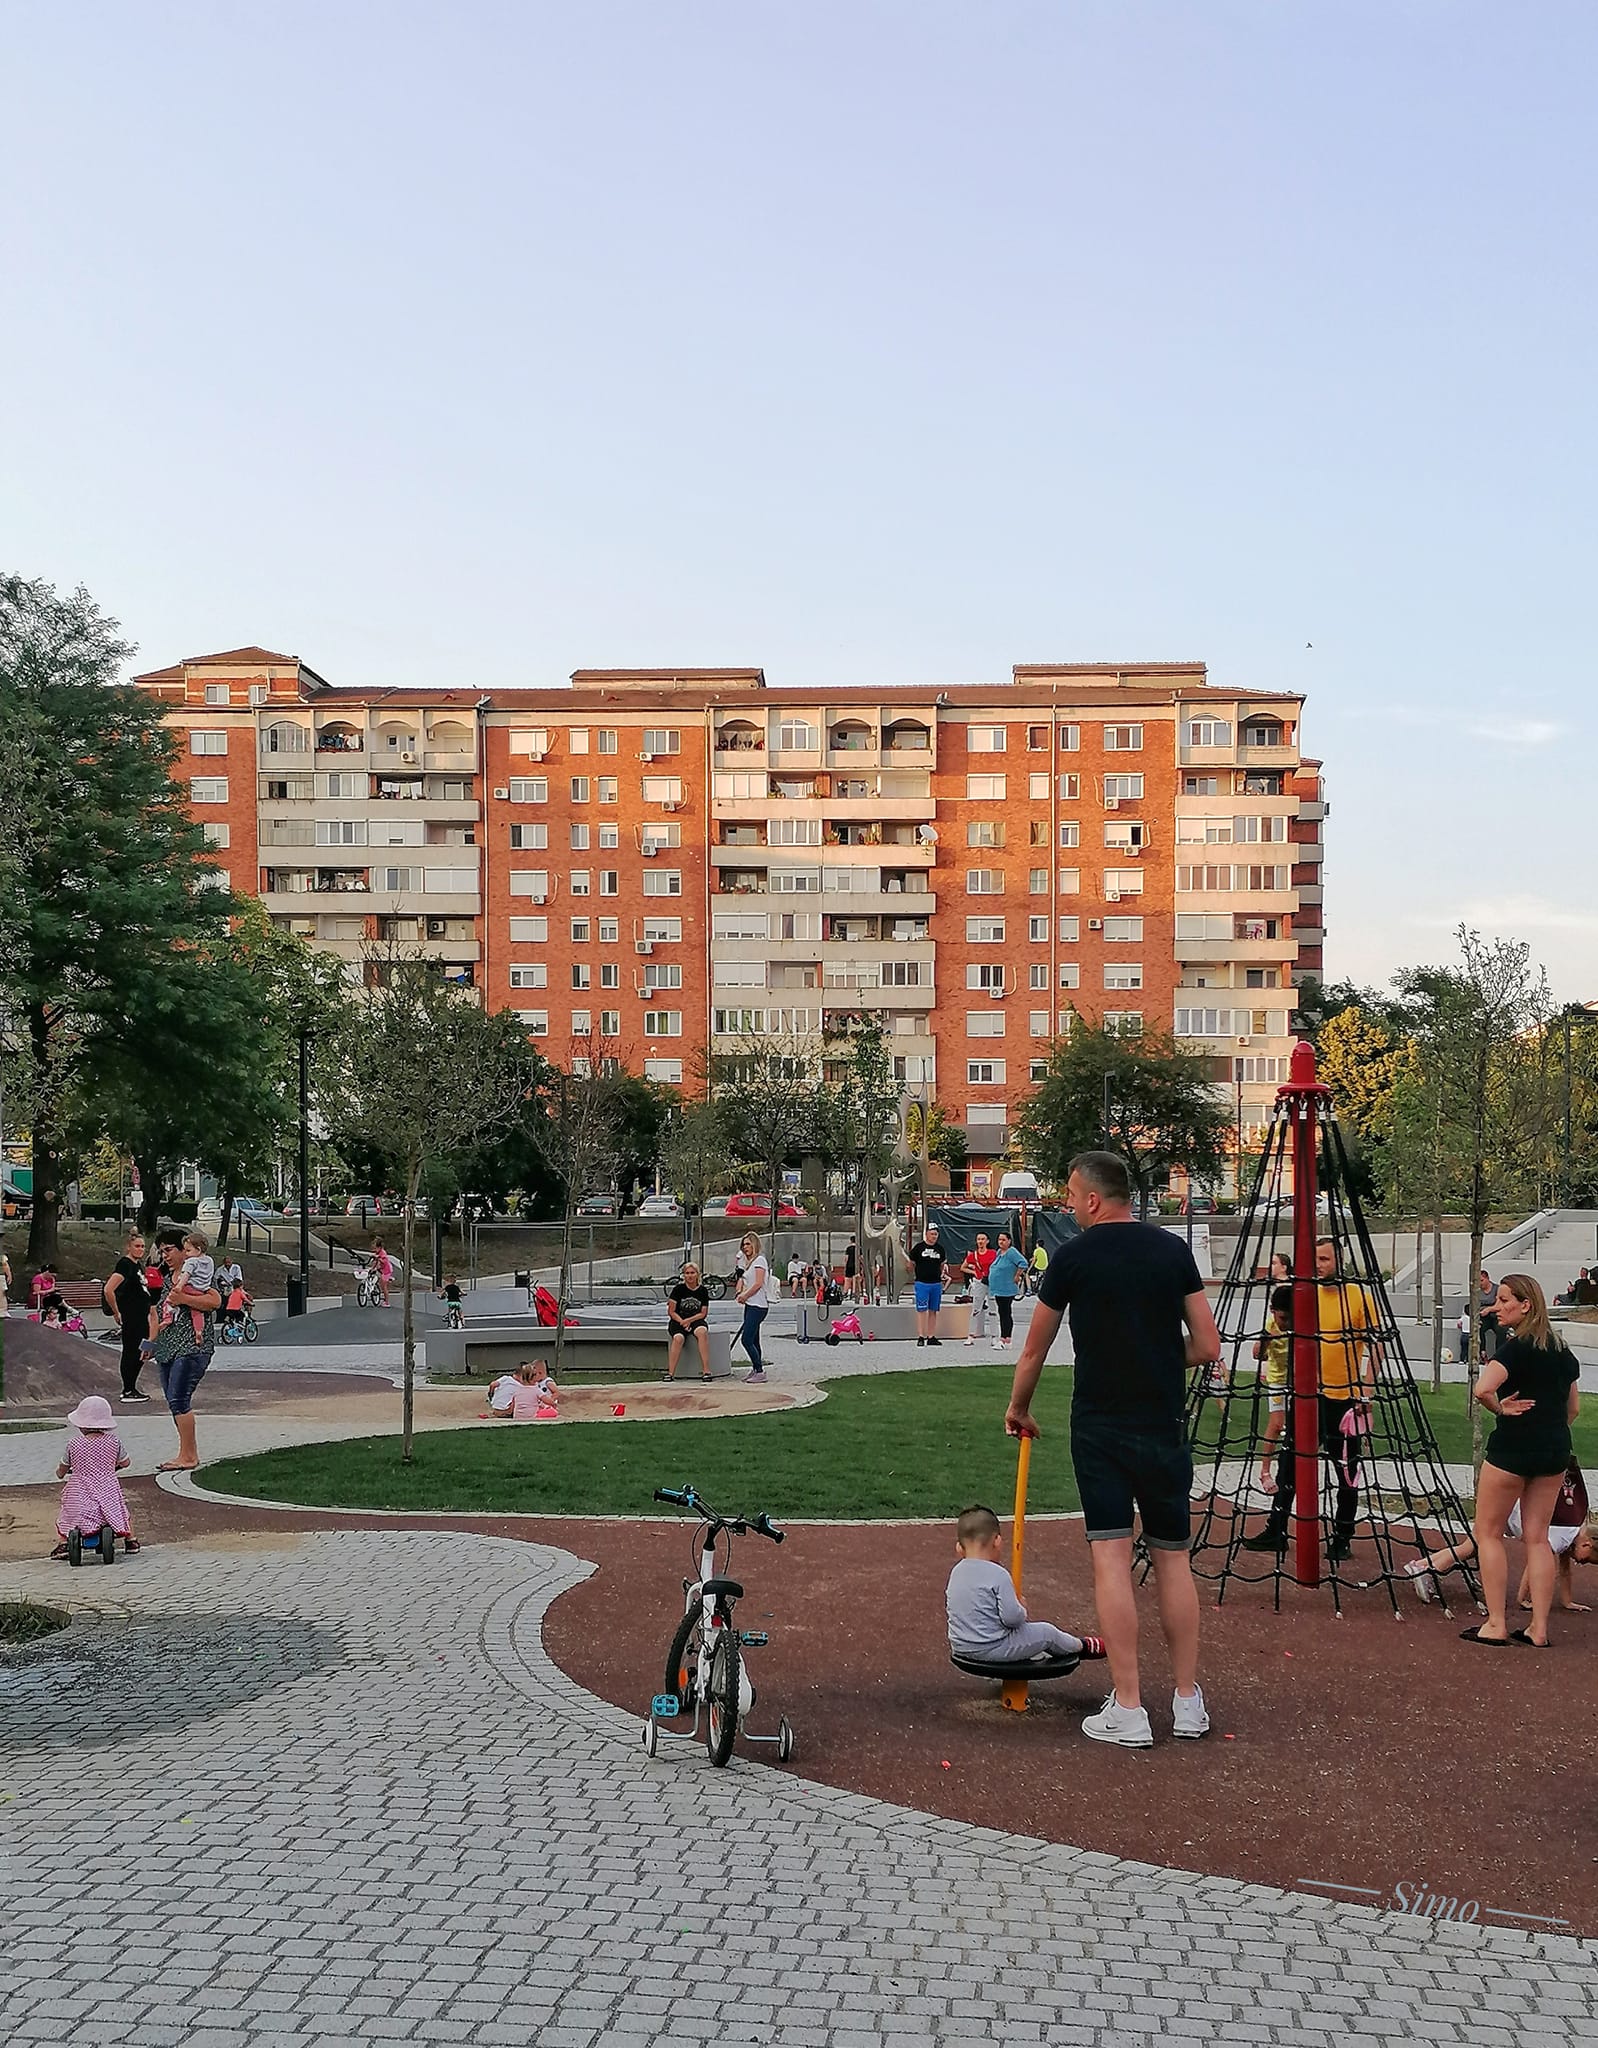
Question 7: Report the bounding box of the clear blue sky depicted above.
[6,3,1595,997]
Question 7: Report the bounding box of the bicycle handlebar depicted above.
[652,1486,783,1541]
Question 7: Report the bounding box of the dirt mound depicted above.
[0,1318,122,1409]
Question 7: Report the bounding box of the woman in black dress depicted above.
[666,1263,713,1382]
[1463,1273,1580,1648]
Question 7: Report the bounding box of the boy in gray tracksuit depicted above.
[945,1504,1091,1661]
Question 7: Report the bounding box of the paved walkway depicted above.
[2,1530,1591,2046]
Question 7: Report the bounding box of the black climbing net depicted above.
[1185,1087,1480,1617]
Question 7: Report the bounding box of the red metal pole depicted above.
[1279,1040,1329,1589]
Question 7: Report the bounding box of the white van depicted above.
[997,1170,1041,1204]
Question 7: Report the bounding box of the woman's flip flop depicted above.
[1510,1628,1550,1648]
[1459,1626,1512,1646]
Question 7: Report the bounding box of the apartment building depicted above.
[136,649,1323,1194]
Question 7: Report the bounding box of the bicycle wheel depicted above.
[706,1274,727,1301]
[705,1628,740,1766]
[243,1314,258,1344]
[664,1593,705,1714]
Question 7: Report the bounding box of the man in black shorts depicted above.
[1005,1150,1221,1747]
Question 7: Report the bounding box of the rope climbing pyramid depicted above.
[1186,1041,1479,1615]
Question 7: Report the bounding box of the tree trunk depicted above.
[1468,1217,1486,1476]
[554,1200,575,1380]
[134,1153,164,1238]
[23,1002,61,1271]
[401,1163,419,1462]
[217,1184,235,1251]
[1430,1212,1443,1392]
[1413,1216,1423,1325]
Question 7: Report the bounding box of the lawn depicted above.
[201,1370,1598,1522]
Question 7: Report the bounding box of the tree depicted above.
[711,1023,822,1220]
[1317,1002,1417,1202]
[658,1097,735,1263]
[334,951,537,1458]
[1,575,231,1273]
[609,1074,671,1208]
[1013,1020,1232,1216]
[542,1027,626,1373]
[818,1024,901,1294]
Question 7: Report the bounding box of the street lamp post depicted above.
[296,1022,311,1314]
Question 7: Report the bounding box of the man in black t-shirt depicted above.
[105,1228,153,1400]
[907,1223,947,1346]
[666,1262,713,1381]
[1005,1150,1221,1749]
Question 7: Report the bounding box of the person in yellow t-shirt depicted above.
[1243,1239,1380,1563]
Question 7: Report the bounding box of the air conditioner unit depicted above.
[1088,918,1103,930]
[1105,891,1121,903]
[492,786,509,800]
[635,940,655,955]
[526,749,546,762]
[531,892,547,906]
[661,800,681,813]
[641,844,658,857]
[426,918,447,939]
[1237,1035,1253,1046]
[640,751,655,762]
[988,985,1006,1000]
[400,751,418,764]
[1104,796,1120,810]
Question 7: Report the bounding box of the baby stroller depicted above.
[532,1284,581,1329]
[824,1309,864,1346]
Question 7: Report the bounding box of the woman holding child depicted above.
[145,1229,222,1472]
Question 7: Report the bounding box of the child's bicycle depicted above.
[219,1299,259,1345]
[438,1294,465,1329]
[644,1484,795,1768]
[353,1256,383,1309]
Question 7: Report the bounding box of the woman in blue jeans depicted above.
[146,1230,221,1471]
[735,1232,773,1384]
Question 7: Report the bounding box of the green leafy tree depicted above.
[711,1023,821,1220]
[819,1025,901,1286]
[609,1074,671,1208]
[1014,1020,1232,1217]
[0,574,233,1274]
[658,1098,736,1263]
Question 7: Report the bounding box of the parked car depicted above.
[997,1171,1041,1205]
[232,1198,277,1223]
[577,1192,619,1216]
[637,1193,683,1218]
[724,1192,805,1219]
[344,1194,384,1217]
[701,1195,732,1218]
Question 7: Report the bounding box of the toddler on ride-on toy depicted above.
[946,1504,1098,1665]
[52,1396,139,1563]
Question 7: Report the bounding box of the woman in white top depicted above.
[735,1232,773,1383]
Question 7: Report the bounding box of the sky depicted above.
[5,2,1596,997]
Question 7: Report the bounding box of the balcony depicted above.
[1237,743,1298,769]
[1293,840,1325,864]
[1175,938,1298,964]
[714,725,765,754]
[1297,798,1328,822]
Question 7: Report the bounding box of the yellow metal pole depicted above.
[1000,1436,1032,1712]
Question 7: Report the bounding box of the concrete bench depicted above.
[426,1321,737,1381]
[797,1300,970,1343]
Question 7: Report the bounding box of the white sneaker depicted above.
[1404,1558,1437,1605]
[964,1336,975,1346]
[1082,1693,1154,1747]
[1171,1685,1210,1739]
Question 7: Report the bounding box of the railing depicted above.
[715,735,765,752]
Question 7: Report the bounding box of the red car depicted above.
[724,1192,805,1219]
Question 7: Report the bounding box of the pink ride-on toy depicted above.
[824,1310,864,1346]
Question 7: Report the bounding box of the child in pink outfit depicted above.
[508,1362,559,1420]
[53,1396,139,1557]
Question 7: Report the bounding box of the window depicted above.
[1103,821,1148,849]
[1184,719,1232,748]
[769,866,819,894]
[598,776,619,804]
[1176,1008,1233,1037]
[265,723,308,754]
[508,777,547,803]
[598,824,620,849]
[777,719,817,751]
[967,821,1005,848]
[509,870,550,898]
[642,823,680,853]
[318,772,362,799]
[370,817,423,845]
[643,962,683,990]
[643,916,683,942]
[880,959,923,986]
[771,817,822,845]
[509,728,550,756]
[1245,967,1280,989]
[642,776,683,804]
[1029,869,1049,895]
[714,961,767,987]
[571,964,592,990]
[597,730,618,754]
[966,869,1004,895]
[190,777,228,803]
[1176,913,1231,940]
[508,965,548,989]
[1243,771,1286,796]
[714,911,768,940]
[1103,868,1144,897]
[1058,962,1081,989]
[570,918,591,942]
[1241,720,1285,748]
[1103,916,1144,941]
[569,729,590,754]
[518,1010,549,1035]
[642,729,680,755]
[1104,774,1143,801]
[1029,964,1049,990]
[1058,916,1080,941]
[202,823,230,848]
[966,775,1006,801]
[966,1012,1006,1037]
[967,726,1007,753]
[1183,774,1219,796]
[644,870,683,896]
[1058,774,1080,800]
[509,917,548,942]
[571,1010,592,1036]
[967,1059,1007,1083]
[1058,725,1080,752]
[599,962,620,989]
[424,867,474,893]
[316,820,367,846]
[1235,1056,1289,1085]
[191,730,228,755]
[1023,916,1046,942]
[712,771,764,799]
[643,1010,684,1037]
[713,1007,763,1035]
[645,1057,684,1082]
[204,684,230,706]
[570,777,590,803]
[966,963,1006,990]
[1104,963,1144,990]
[598,917,619,943]
[1233,814,1288,843]
[1104,725,1143,752]
[966,1100,1008,1123]
[600,1010,621,1036]
[1030,1012,1050,1038]
[509,823,547,850]
[376,866,420,892]
[1175,864,1289,892]
[1028,773,1050,800]
[966,917,1006,943]
[1058,822,1080,848]
[1026,726,1050,752]
[1103,1012,1144,1036]
[1177,816,1233,845]
[570,870,591,896]
[1057,868,1081,895]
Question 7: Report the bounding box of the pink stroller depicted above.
[824,1310,864,1346]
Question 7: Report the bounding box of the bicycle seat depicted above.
[950,1650,1080,1681]
[700,1577,744,1601]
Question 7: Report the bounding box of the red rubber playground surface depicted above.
[545,1515,1598,1939]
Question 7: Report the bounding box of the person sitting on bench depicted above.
[946,1504,1093,1663]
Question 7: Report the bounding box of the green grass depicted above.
[200,1368,1598,1521]
[204,1368,1077,1519]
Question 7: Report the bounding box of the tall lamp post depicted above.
[296,1022,311,1315]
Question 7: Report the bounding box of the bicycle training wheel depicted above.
[705,1631,740,1767]
[664,1594,705,1715]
